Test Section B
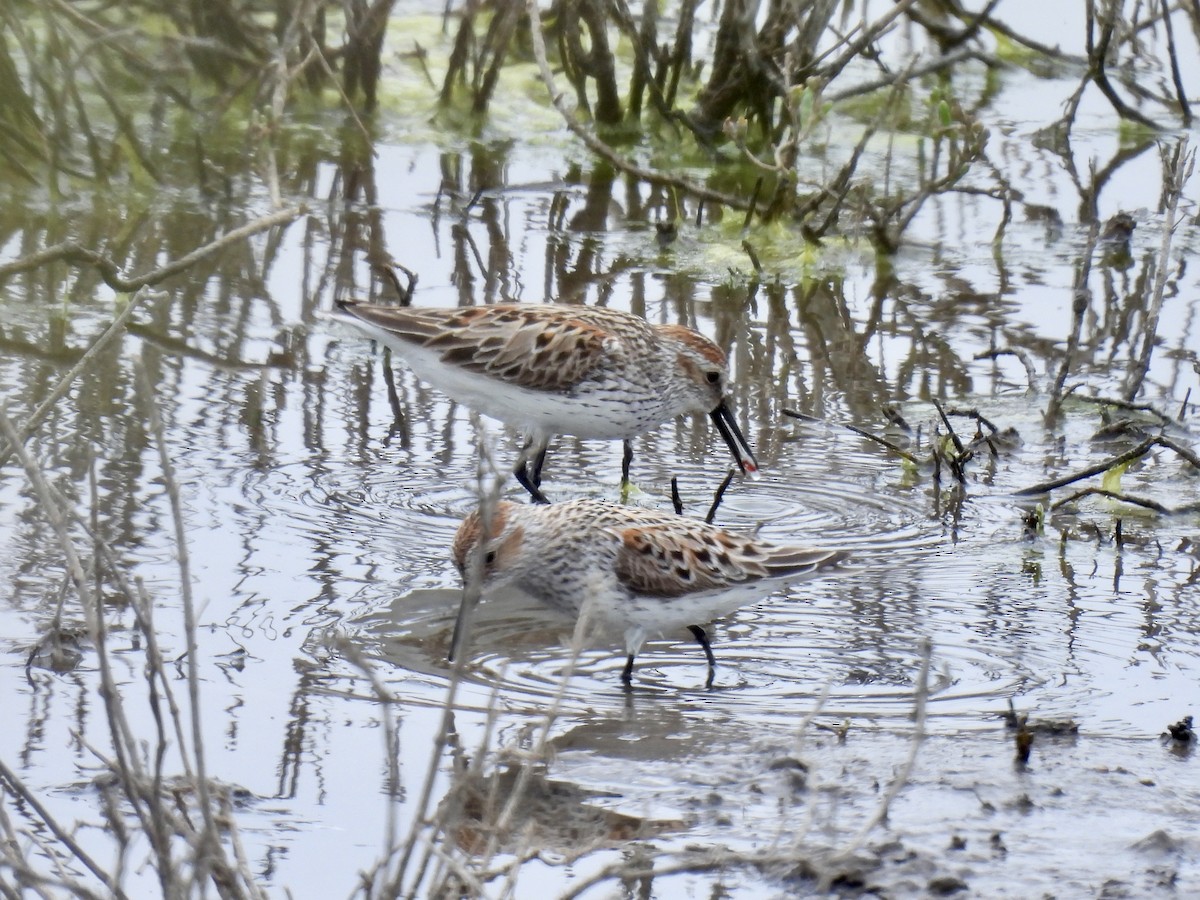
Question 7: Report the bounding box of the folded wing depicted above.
[337,302,614,392]
[614,523,846,598]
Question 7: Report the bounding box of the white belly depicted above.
[351,322,660,439]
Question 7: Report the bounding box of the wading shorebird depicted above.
[335,301,758,503]
[450,499,848,688]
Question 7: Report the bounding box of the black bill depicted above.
[710,401,759,476]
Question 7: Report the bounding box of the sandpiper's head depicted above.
[657,325,759,477]
[452,501,527,588]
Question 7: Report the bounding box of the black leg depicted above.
[621,440,634,486]
[687,624,716,688]
[621,653,635,688]
[530,445,549,487]
[514,461,550,504]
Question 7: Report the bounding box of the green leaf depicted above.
[1101,459,1132,493]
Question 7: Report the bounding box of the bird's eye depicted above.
[705,371,721,385]
[485,550,497,565]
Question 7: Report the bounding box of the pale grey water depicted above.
[2,3,1200,897]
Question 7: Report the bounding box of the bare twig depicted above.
[0,205,304,290]
[931,400,968,483]
[974,348,1038,391]
[1155,434,1200,470]
[335,642,402,860]
[135,361,223,881]
[1159,0,1192,124]
[944,407,1000,435]
[816,0,922,83]
[1070,392,1180,427]
[829,636,930,866]
[0,409,162,889]
[705,469,736,524]
[826,46,974,103]
[0,759,124,898]
[781,410,921,466]
[740,240,763,273]
[743,176,764,229]
[1087,3,1161,130]
[1049,487,1170,513]
[842,423,920,465]
[931,399,965,457]
[670,476,683,515]
[1045,218,1099,427]
[379,430,503,896]
[1123,140,1193,401]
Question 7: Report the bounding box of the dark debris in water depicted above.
[766,755,810,792]
[1014,722,1034,766]
[1130,828,1184,855]
[1002,699,1079,737]
[1162,715,1195,744]
[928,874,970,895]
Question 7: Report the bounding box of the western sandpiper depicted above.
[450,499,847,688]
[336,301,757,503]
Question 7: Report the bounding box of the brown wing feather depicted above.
[614,525,845,598]
[340,302,612,392]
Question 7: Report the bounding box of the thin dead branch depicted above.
[843,423,919,465]
[1049,487,1170,514]
[0,759,125,899]
[1123,139,1193,402]
[1071,392,1181,428]
[1015,436,1156,495]
[1045,218,1099,428]
[135,362,224,882]
[0,206,304,291]
[705,468,736,524]
[829,636,930,868]
[974,348,1038,390]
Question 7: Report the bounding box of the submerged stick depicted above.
[1015,436,1155,495]
[743,176,763,229]
[842,423,920,464]
[1049,487,1170,514]
[670,476,684,515]
[705,468,736,524]
[782,409,922,465]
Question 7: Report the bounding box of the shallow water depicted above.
[3,3,1200,897]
